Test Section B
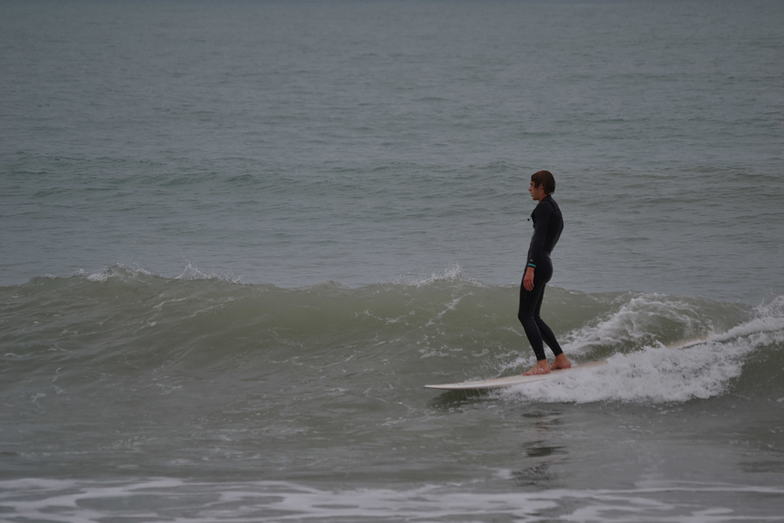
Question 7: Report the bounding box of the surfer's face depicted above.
[529,181,546,201]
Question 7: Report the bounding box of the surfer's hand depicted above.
[523,267,535,291]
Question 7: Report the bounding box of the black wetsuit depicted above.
[518,194,564,361]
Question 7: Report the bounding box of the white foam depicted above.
[80,264,153,282]
[502,295,784,403]
[396,264,482,288]
[562,293,713,353]
[718,295,784,340]
[174,262,241,282]
[1,478,781,522]
[77,263,242,284]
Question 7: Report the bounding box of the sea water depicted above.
[1,0,783,521]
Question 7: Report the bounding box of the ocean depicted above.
[1,0,783,521]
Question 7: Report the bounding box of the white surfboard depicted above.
[424,359,608,391]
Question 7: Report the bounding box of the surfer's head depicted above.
[530,170,555,199]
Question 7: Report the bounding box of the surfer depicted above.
[519,170,571,375]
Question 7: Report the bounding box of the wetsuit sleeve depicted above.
[526,203,550,268]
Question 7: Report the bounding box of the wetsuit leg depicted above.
[536,312,563,358]
[517,260,563,361]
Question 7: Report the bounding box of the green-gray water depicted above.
[2,0,783,520]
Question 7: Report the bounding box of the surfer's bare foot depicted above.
[551,354,572,370]
[523,361,551,375]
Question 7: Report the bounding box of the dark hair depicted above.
[531,170,556,194]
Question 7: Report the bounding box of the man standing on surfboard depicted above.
[519,170,571,375]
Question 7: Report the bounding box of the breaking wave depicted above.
[1,266,782,405]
